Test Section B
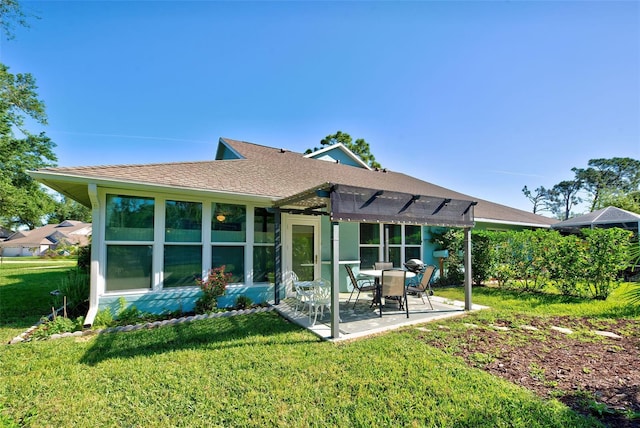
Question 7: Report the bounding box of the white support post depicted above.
[331,222,340,339]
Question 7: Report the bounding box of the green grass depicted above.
[3,260,633,427]
[0,257,78,341]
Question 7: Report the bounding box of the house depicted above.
[30,137,556,333]
[551,206,640,236]
[0,220,91,257]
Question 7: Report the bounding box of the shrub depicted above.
[235,295,253,309]
[77,244,91,273]
[53,268,89,315]
[194,266,230,313]
[30,314,83,340]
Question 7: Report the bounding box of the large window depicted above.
[105,195,155,292]
[359,223,422,268]
[253,208,275,282]
[164,200,202,287]
[105,195,154,241]
[212,203,246,283]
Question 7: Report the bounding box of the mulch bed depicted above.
[419,315,640,427]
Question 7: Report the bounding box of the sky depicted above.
[2,0,639,214]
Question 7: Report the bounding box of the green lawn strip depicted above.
[0,260,77,343]
[0,313,599,427]
[435,282,640,319]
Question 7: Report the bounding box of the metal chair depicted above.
[345,265,377,309]
[308,278,333,326]
[406,265,436,310]
[380,269,408,318]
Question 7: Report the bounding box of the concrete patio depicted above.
[273,291,488,342]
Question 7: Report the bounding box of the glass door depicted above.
[284,215,320,295]
[292,224,315,281]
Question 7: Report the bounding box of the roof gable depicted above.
[304,143,371,170]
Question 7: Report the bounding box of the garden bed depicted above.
[419,315,640,427]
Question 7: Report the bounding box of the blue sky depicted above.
[3,1,639,214]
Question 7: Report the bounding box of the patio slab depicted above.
[273,292,488,342]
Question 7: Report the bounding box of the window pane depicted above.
[105,195,154,241]
[106,245,152,291]
[360,223,379,245]
[212,245,244,283]
[254,246,274,282]
[387,224,401,245]
[165,201,202,242]
[212,203,246,242]
[405,225,421,245]
[360,247,379,270]
[389,247,401,268]
[405,247,421,261]
[254,208,275,244]
[164,245,202,287]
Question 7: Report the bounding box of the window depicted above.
[105,195,155,291]
[164,200,202,287]
[212,203,246,283]
[105,195,154,241]
[253,208,275,282]
[359,223,422,268]
[212,245,244,283]
[212,203,246,242]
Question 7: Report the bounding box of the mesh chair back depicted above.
[381,269,406,297]
[374,262,393,270]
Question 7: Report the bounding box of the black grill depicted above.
[403,259,425,273]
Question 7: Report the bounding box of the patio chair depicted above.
[292,271,313,315]
[345,265,377,309]
[308,278,332,326]
[374,261,393,270]
[380,269,408,318]
[406,265,436,310]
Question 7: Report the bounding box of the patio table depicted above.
[359,269,415,308]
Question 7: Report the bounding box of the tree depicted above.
[0,0,31,40]
[0,3,58,230]
[548,180,583,221]
[48,196,92,224]
[521,185,553,214]
[573,157,640,211]
[305,130,382,169]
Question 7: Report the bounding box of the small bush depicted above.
[194,266,230,313]
[235,295,253,309]
[30,315,83,340]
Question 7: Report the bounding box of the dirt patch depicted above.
[419,315,640,427]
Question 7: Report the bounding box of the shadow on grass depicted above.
[80,312,318,366]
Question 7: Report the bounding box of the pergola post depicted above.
[274,209,282,305]
[463,226,472,310]
[330,221,340,339]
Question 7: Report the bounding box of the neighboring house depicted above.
[0,220,92,257]
[551,206,640,236]
[0,226,11,241]
[30,138,557,329]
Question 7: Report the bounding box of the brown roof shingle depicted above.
[33,137,557,227]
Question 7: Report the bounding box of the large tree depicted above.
[572,157,640,211]
[0,2,58,230]
[523,157,640,218]
[305,131,382,169]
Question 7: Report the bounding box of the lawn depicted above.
[2,260,637,427]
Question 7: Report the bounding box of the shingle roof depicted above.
[552,206,640,229]
[32,137,557,227]
[0,221,92,248]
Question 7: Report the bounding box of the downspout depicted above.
[83,183,100,327]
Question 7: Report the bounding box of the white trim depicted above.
[475,218,554,228]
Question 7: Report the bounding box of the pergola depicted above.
[273,183,477,339]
